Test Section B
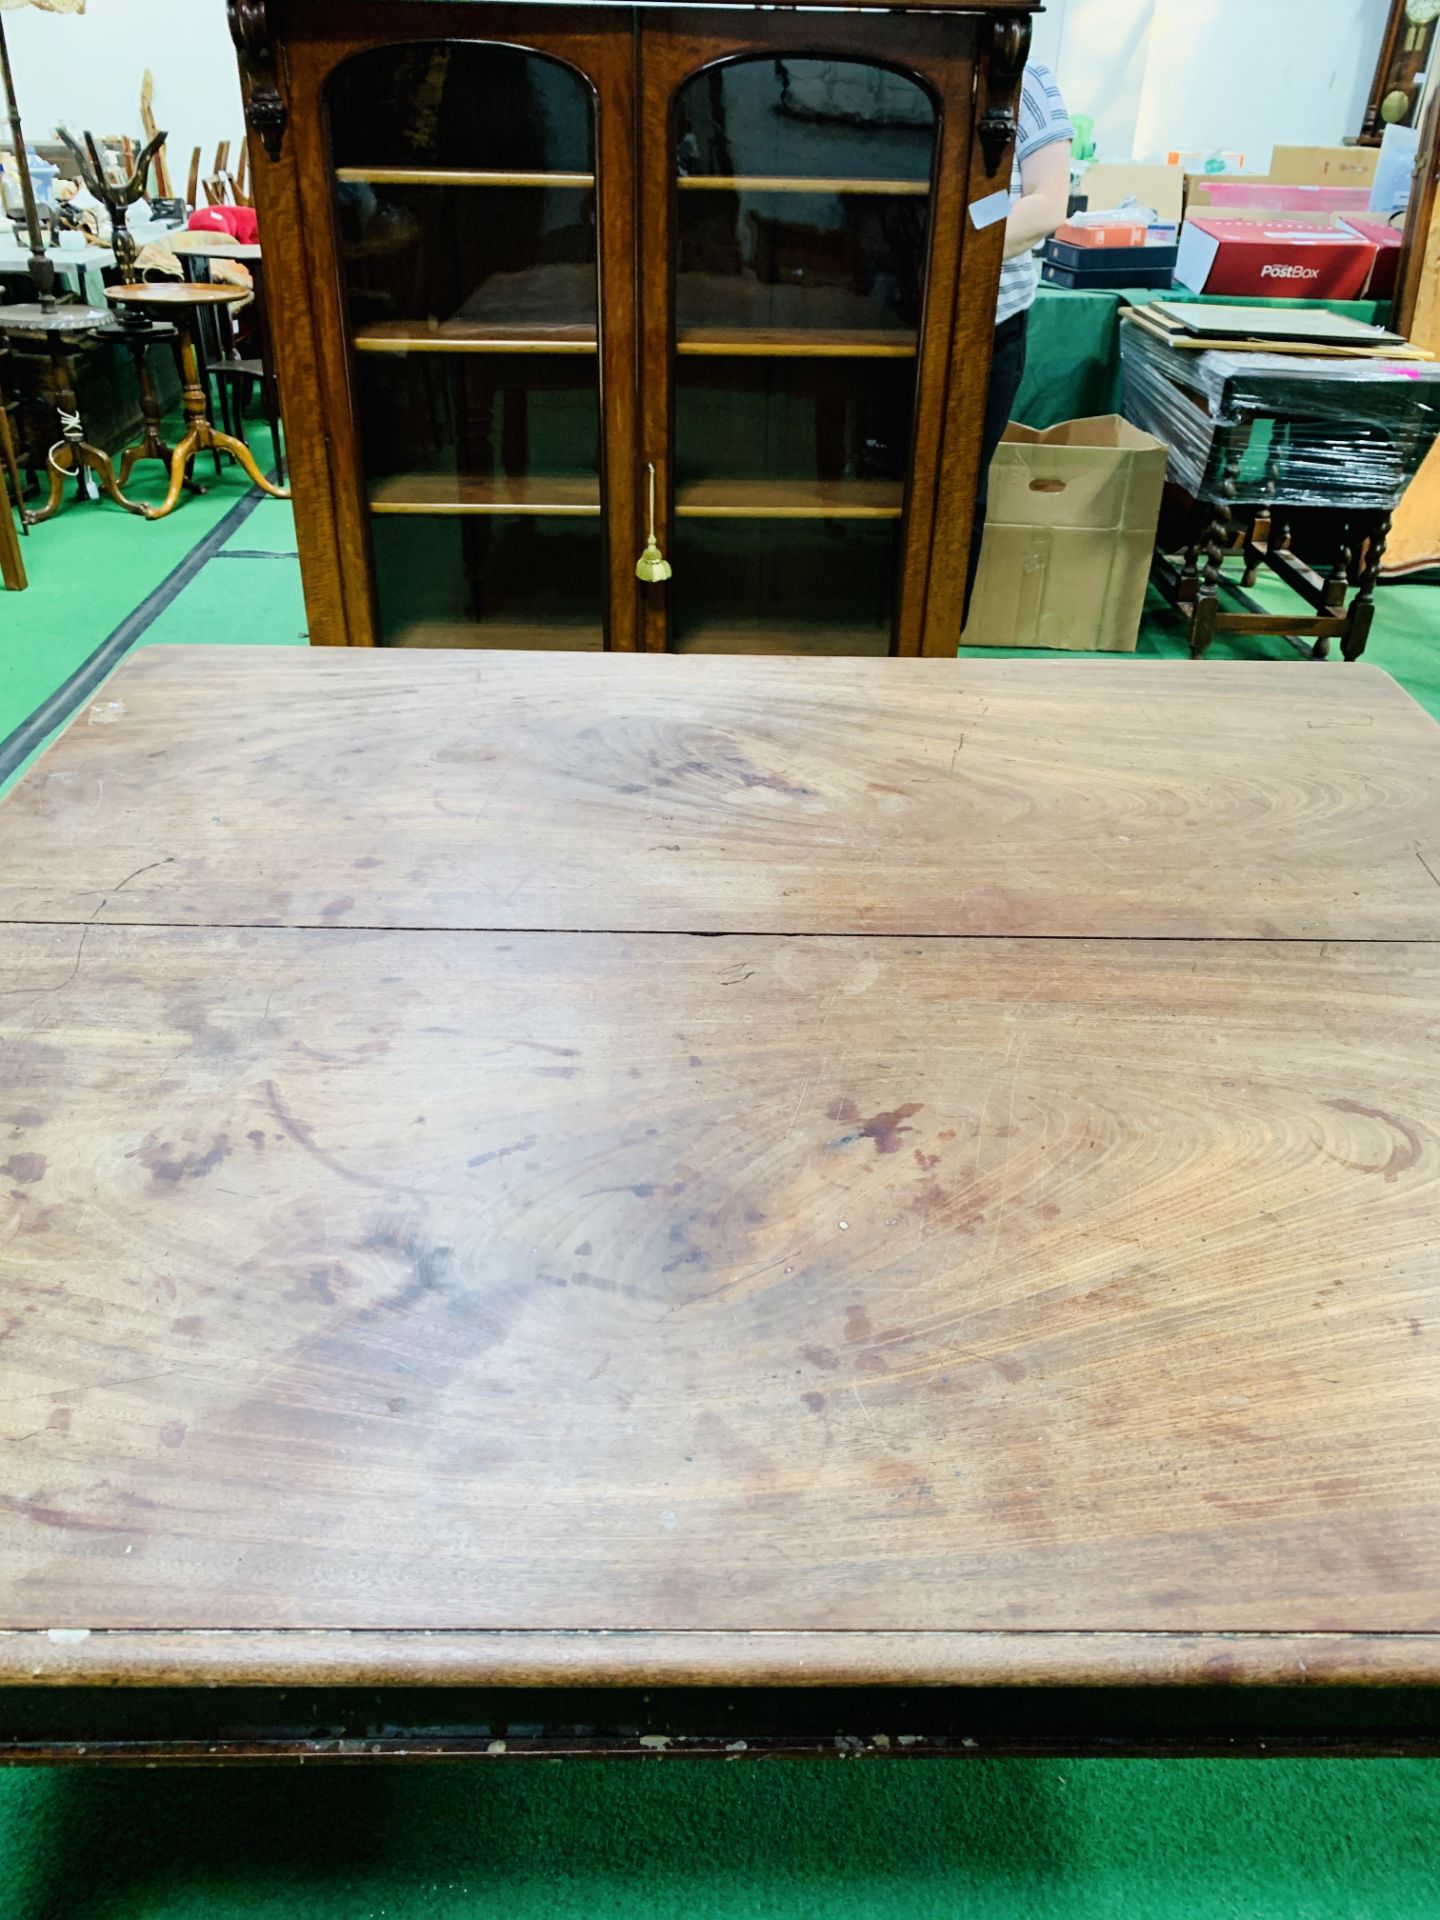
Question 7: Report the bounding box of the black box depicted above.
[1041,239,1177,292]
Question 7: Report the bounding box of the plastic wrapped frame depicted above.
[1118,321,1440,510]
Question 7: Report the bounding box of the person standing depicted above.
[963,63,1074,628]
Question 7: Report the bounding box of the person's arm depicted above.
[1003,138,1071,261]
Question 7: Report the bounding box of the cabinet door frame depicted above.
[633,7,988,657]
[253,0,641,648]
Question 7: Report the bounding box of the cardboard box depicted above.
[960,417,1167,654]
[1185,171,1273,214]
[1200,182,1373,214]
[1175,215,1377,299]
[1055,219,1147,249]
[1080,162,1185,225]
[1268,144,1379,188]
[1339,215,1403,299]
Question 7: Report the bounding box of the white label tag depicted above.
[969,189,1010,231]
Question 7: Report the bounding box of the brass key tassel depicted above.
[635,461,672,583]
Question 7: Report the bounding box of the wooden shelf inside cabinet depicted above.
[354,321,598,355]
[676,328,917,359]
[385,621,606,650]
[677,174,928,196]
[675,478,904,519]
[671,620,893,656]
[337,167,596,189]
[370,474,602,516]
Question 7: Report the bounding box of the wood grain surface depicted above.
[6,1629,1440,1690]
[5,648,1440,1692]
[2,925,1439,1640]
[0,648,1436,939]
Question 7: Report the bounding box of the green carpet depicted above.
[4,1755,1440,1919]
[3,461,1440,1917]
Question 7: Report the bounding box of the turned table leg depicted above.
[1341,511,1391,663]
[0,432,25,589]
[142,311,290,522]
[23,336,145,524]
[117,333,206,497]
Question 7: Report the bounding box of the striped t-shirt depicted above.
[995,62,1074,325]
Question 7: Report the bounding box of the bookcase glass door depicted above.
[667,56,937,655]
[328,41,609,648]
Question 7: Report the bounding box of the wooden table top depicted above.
[105,282,247,310]
[165,233,263,262]
[2,648,1439,1693]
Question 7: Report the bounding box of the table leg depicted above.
[141,313,290,521]
[250,257,285,486]
[23,338,146,523]
[1341,511,1391,664]
[1242,430,1284,589]
[1190,498,1234,660]
[117,337,206,497]
[148,429,203,520]
[0,396,27,537]
[202,425,289,499]
[0,448,25,590]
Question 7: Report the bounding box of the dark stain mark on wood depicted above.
[801,1391,826,1413]
[993,1356,1026,1383]
[247,1130,266,1151]
[803,1345,840,1371]
[4,1110,43,1130]
[1322,1099,1423,1183]
[263,1082,402,1191]
[160,1421,187,1449]
[140,1135,231,1184]
[828,1098,923,1154]
[320,896,356,919]
[168,1002,236,1055]
[0,1152,46,1184]
[353,856,383,869]
[845,1306,874,1344]
[296,1264,345,1306]
[171,1316,204,1337]
[358,1229,454,1315]
[468,1136,537,1170]
[515,1040,580,1059]
[0,1494,131,1534]
[576,1241,593,1258]
[914,1148,940,1172]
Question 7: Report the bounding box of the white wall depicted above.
[1131,0,1388,166]
[1,0,243,194]
[0,0,1396,186]
[1034,0,1156,161]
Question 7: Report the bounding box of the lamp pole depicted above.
[0,13,56,310]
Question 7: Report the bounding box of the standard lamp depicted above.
[0,0,86,312]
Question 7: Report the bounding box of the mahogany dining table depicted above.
[2,646,1439,1762]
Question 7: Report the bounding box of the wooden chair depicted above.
[0,407,26,590]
